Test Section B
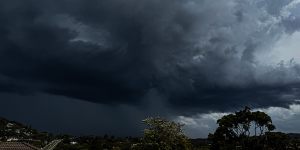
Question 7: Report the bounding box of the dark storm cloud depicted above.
[0,0,300,113]
[0,92,147,136]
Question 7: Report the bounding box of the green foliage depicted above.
[210,107,277,150]
[265,132,289,150]
[133,117,191,150]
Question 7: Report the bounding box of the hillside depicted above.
[0,117,141,149]
[0,117,54,147]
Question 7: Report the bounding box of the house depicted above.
[6,123,14,128]
[6,137,19,142]
[0,139,62,150]
[0,142,40,150]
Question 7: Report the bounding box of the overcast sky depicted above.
[1,0,300,138]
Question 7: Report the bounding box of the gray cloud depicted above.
[0,0,300,136]
[176,104,300,138]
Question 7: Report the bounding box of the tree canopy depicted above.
[210,107,277,150]
[132,117,191,150]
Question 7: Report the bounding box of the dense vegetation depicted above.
[1,107,300,149]
[209,107,284,149]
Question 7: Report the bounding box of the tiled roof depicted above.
[0,142,40,150]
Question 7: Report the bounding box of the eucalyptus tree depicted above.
[210,107,276,150]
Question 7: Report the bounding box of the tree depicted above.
[264,132,289,150]
[132,117,191,150]
[210,107,276,150]
[251,111,275,136]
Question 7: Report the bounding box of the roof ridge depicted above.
[22,142,41,150]
[0,141,41,150]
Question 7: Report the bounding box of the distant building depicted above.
[0,142,40,150]
[6,123,14,128]
[70,141,77,145]
[6,137,19,142]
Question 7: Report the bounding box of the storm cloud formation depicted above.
[1,0,300,115]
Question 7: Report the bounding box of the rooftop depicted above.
[0,142,40,150]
